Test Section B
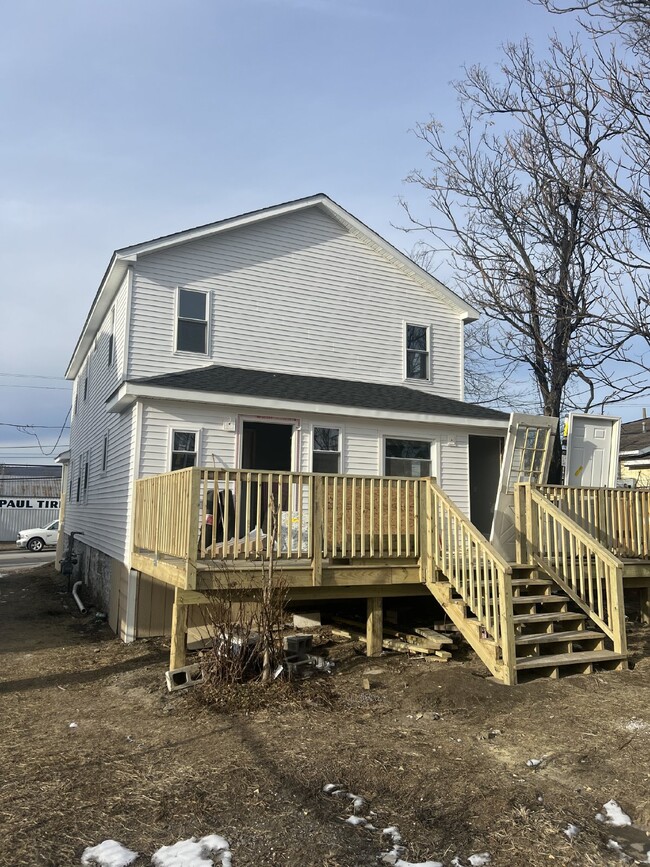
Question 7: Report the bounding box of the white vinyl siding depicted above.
[66,275,135,562]
[128,208,464,398]
[138,402,474,514]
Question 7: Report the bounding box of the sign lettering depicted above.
[0,497,60,510]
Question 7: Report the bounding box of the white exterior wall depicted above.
[128,208,465,398]
[139,399,482,514]
[66,276,136,563]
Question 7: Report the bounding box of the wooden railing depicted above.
[197,469,420,561]
[539,485,650,560]
[133,467,199,562]
[134,468,423,571]
[518,485,626,653]
[426,479,515,682]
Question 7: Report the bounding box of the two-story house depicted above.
[63,194,512,649]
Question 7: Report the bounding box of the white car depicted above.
[16,520,60,552]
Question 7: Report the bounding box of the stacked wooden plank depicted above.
[331,617,454,660]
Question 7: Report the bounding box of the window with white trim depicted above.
[176,288,208,354]
[171,430,198,471]
[312,427,340,473]
[385,438,431,477]
[405,324,429,380]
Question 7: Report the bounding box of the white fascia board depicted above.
[107,382,508,432]
[66,254,134,380]
[619,446,650,457]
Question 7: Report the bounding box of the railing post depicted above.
[312,475,324,586]
[611,563,627,656]
[514,483,527,564]
[186,467,200,590]
[497,565,516,685]
[418,479,430,583]
[525,484,535,563]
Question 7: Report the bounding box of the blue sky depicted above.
[3,0,633,465]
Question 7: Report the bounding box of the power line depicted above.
[0,384,70,391]
[0,372,67,381]
[17,409,71,457]
[0,444,70,450]
[0,423,70,430]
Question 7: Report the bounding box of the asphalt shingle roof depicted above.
[134,365,509,422]
[620,418,650,454]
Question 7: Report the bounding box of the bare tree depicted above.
[538,0,650,357]
[402,36,643,480]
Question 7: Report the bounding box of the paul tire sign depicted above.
[0,497,60,509]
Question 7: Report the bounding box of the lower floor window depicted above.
[385,438,431,477]
[171,430,197,471]
[313,427,340,473]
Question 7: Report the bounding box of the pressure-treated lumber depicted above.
[366,597,383,657]
[169,587,188,671]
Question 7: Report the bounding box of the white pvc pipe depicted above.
[72,581,87,614]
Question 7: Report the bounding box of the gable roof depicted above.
[66,194,480,379]
[127,364,508,423]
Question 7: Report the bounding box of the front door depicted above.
[490,413,557,561]
[564,413,621,487]
[240,421,293,471]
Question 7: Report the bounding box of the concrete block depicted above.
[165,663,204,692]
[283,634,313,655]
[293,611,321,629]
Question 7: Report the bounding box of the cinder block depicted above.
[293,611,321,629]
[165,663,204,692]
[283,634,313,655]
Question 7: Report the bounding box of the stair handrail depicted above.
[426,479,515,681]
[520,485,627,654]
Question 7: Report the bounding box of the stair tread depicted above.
[512,594,568,605]
[513,611,587,624]
[516,650,626,670]
[511,577,553,586]
[516,629,605,645]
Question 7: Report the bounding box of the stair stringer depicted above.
[426,579,507,682]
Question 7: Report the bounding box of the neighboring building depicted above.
[63,194,509,638]
[0,464,62,542]
[619,415,650,486]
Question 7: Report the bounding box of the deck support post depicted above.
[514,484,527,564]
[170,586,188,671]
[366,596,383,657]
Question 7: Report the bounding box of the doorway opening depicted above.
[469,435,503,537]
[241,421,294,472]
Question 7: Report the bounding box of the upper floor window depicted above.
[171,430,198,471]
[176,288,208,354]
[385,438,431,477]
[313,427,340,473]
[405,324,429,380]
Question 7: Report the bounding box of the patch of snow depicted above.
[323,783,342,794]
[624,718,648,733]
[468,855,491,867]
[80,840,138,867]
[152,835,231,867]
[383,827,402,844]
[563,823,580,840]
[346,816,375,829]
[596,800,632,827]
[526,759,541,768]
[69,722,78,729]
[394,859,443,867]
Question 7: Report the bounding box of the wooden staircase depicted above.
[423,480,629,685]
[509,565,626,681]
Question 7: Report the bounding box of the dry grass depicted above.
[2,565,650,866]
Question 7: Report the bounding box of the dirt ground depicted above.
[2,566,650,867]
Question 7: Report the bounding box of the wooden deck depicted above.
[131,468,650,684]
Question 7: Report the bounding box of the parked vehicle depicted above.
[16,520,59,552]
